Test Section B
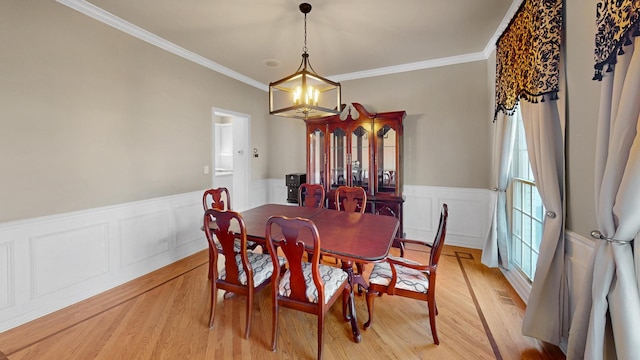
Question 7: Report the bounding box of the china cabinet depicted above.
[305,103,406,239]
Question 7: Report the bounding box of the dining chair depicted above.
[377,206,404,257]
[298,183,325,208]
[364,203,448,345]
[335,185,367,274]
[334,185,366,213]
[203,208,284,339]
[265,215,349,360]
[202,188,258,278]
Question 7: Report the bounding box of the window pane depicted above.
[522,243,532,277]
[509,109,544,283]
[513,208,522,238]
[514,182,522,209]
[523,215,532,246]
[533,190,544,221]
[533,219,543,250]
[523,184,532,214]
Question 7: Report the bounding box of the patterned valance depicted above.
[494,0,562,119]
[593,0,640,80]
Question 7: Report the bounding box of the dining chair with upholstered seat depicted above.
[202,188,258,278]
[364,203,448,345]
[298,183,325,208]
[203,208,285,339]
[265,215,349,360]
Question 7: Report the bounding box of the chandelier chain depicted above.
[303,12,308,53]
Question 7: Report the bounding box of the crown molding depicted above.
[329,52,488,82]
[56,0,515,90]
[56,0,268,91]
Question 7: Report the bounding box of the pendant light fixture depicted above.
[269,3,341,120]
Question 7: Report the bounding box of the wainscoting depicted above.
[0,191,206,332]
[0,181,595,341]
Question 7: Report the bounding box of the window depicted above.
[510,110,544,282]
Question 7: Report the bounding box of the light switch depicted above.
[204,165,210,174]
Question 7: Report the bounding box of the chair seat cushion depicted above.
[214,239,258,253]
[220,251,285,286]
[369,255,429,294]
[279,262,348,304]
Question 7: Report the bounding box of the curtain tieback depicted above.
[492,187,506,192]
[590,230,632,244]
[545,211,556,218]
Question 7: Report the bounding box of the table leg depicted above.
[341,261,362,343]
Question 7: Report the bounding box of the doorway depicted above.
[211,108,251,211]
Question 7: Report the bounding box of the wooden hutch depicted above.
[304,103,406,240]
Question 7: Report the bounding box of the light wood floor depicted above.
[0,245,565,360]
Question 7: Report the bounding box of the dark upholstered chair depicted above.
[364,204,448,345]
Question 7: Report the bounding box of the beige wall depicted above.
[267,116,307,179]
[1,0,603,241]
[0,1,269,222]
[564,0,600,237]
[265,61,493,189]
[340,61,492,189]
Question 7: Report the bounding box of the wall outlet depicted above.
[203,165,210,174]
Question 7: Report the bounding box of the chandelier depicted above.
[269,3,341,120]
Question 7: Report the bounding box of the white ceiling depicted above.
[61,0,519,90]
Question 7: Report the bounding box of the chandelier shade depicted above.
[269,3,341,120]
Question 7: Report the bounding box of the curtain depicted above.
[519,99,566,345]
[482,112,516,268]
[494,0,562,118]
[490,0,564,346]
[568,3,640,357]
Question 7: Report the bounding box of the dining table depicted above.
[237,203,400,343]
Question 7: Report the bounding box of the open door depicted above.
[212,108,251,211]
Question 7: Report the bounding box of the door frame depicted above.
[211,107,251,211]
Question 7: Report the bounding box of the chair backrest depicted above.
[429,204,449,268]
[265,215,324,304]
[202,188,231,211]
[298,183,325,208]
[203,208,250,285]
[335,186,367,213]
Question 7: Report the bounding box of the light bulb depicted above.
[293,86,302,105]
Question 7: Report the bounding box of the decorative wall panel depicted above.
[174,203,203,248]
[403,186,493,249]
[0,243,12,310]
[0,191,204,332]
[119,210,171,267]
[30,224,108,298]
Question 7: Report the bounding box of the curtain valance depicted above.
[593,0,640,80]
[494,0,562,119]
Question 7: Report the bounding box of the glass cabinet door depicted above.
[329,127,347,190]
[376,124,397,193]
[351,125,371,192]
[308,128,325,185]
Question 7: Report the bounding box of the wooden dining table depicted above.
[237,204,400,343]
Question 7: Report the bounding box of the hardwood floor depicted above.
[0,245,565,359]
